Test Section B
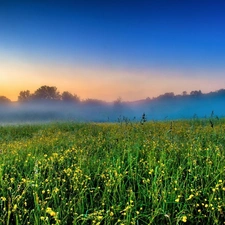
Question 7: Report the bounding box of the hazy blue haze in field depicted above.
[0,92,224,123]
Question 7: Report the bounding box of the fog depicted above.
[0,93,224,124]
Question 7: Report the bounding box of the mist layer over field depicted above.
[0,92,224,124]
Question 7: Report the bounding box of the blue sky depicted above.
[1,0,225,101]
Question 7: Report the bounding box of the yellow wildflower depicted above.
[1,197,6,201]
[182,215,187,222]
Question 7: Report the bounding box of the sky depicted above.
[1,0,225,102]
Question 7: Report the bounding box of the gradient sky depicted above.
[1,0,225,101]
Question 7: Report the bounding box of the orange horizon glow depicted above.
[1,57,225,102]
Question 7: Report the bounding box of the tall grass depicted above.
[0,119,225,224]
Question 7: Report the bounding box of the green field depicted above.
[0,119,225,225]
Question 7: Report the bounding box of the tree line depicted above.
[18,86,80,103]
[0,85,225,104]
[0,86,80,104]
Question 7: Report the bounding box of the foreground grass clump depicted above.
[0,119,225,224]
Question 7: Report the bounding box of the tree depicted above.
[182,91,188,96]
[113,97,122,107]
[0,96,11,104]
[113,97,123,115]
[190,90,202,97]
[61,91,80,103]
[18,90,31,102]
[157,92,175,100]
[33,86,61,101]
[217,89,225,96]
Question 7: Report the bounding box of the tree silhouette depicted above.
[157,92,175,100]
[61,91,80,103]
[18,90,31,102]
[113,97,122,107]
[0,96,11,104]
[190,90,202,97]
[33,86,61,101]
[182,91,188,96]
[113,97,123,115]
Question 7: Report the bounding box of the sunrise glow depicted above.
[1,1,225,102]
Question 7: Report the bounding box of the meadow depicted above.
[0,118,225,225]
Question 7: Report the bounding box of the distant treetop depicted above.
[0,96,11,104]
